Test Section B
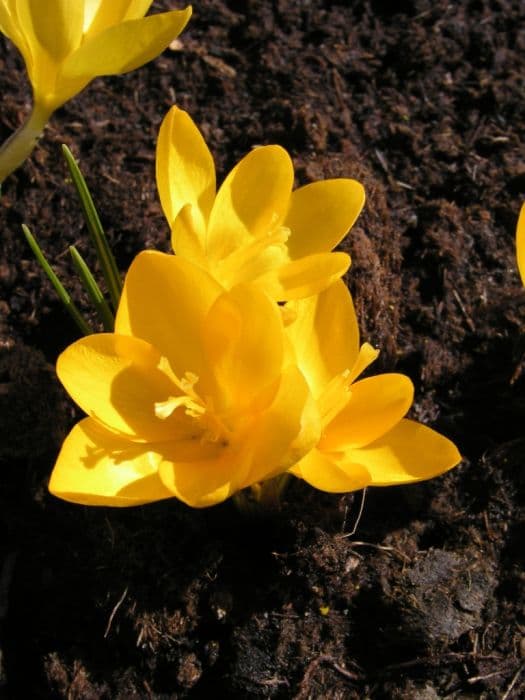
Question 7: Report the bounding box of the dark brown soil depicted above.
[1,1,525,697]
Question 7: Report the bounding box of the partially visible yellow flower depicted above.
[516,203,525,285]
[285,280,461,492]
[0,1,191,113]
[156,106,365,301]
[0,1,192,182]
[49,251,320,508]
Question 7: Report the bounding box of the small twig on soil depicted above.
[380,651,504,675]
[344,541,411,563]
[254,676,289,688]
[483,510,497,541]
[467,669,508,684]
[451,288,476,332]
[295,654,363,698]
[142,679,154,699]
[104,586,128,639]
[501,662,525,700]
[340,488,367,538]
[374,148,389,174]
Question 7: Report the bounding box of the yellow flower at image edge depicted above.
[49,251,320,508]
[0,1,191,182]
[0,1,192,113]
[516,203,525,285]
[156,106,365,301]
[285,281,461,492]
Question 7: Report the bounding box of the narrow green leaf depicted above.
[22,224,92,336]
[61,144,122,311]
[69,246,114,332]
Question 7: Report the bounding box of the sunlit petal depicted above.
[206,145,294,263]
[122,1,155,21]
[202,283,284,413]
[156,106,215,252]
[115,251,223,387]
[242,365,321,486]
[26,0,84,61]
[289,448,370,493]
[347,342,379,384]
[83,0,154,36]
[285,279,360,397]
[321,374,414,450]
[57,333,192,442]
[516,203,525,285]
[49,418,172,506]
[285,179,365,258]
[256,251,350,301]
[0,2,30,62]
[61,8,192,80]
[158,441,240,508]
[338,419,462,485]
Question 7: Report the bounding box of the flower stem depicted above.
[232,473,292,516]
[0,103,53,184]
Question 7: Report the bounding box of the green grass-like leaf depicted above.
[22,224,92,336]
[61,144,122,311]
[69,245,114,332]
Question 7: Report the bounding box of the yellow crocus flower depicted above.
[49,251,320,508]
[285,280,461,492]
[156,106,365,301]
[0,1,192,182]
[516,203,525,285]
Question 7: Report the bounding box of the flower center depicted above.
[154,371,231,446]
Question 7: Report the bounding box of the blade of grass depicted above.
[22,225,92,336]
[61,144,122,311]
[69,246,114,332]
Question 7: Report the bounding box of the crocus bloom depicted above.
[0,1,192,181]
[285,280,461,492]
[49,251,320,508]
[516,203,525,285]
[156,106,365,301]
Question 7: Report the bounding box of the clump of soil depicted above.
[1,1,525,697]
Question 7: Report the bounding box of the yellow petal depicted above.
[158,441,239,508]
[170,205,210,270]
[289,447,370,493]
[49,418,172,506]
[25,0,84,61]
[115,251,223,387]
[202,283,284,413]
[61,8,192,80]
[0,2,30,60]
[517,203,525,285]
[285,279,360,397]
[57,333,190,442]
[83,0,153,36]
[206,145,294,263]
[285,179,365,258]
[256,251,350,301]
[321,374,414,450]
[158,366,319,507]
[347,342,379,384]
[241,365,321,486]
[122,1,155,21]
[7,1,58,100]
[337,418,462,486]
[214,224,290,288]
[156,106,215,254]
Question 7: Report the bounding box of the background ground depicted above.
[1,0,524,697]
